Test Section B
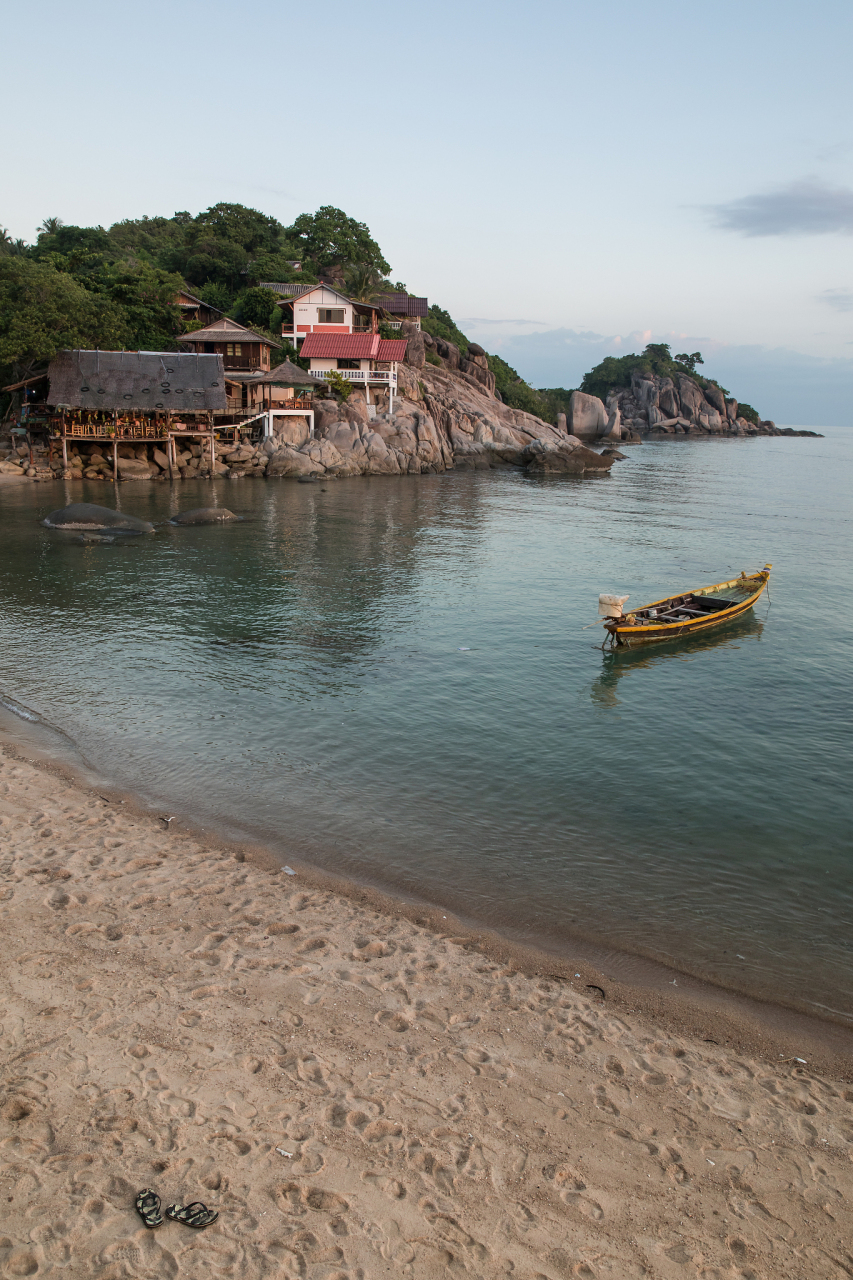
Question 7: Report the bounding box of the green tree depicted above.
[288,206,390,276]
[91,261,184,350]
[189,203,283,255]
[236,286,281,331]
[674,351,704,373]
[345,262,384,302]
[0,258,127,381]
[323,368,352,400]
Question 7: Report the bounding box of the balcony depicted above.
[311,369,397,389]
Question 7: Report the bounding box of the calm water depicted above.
[1,431,851,1020]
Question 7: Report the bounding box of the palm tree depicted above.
[344,263,384,303]
[37,216,64,237]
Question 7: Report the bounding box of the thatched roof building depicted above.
[47,350,227,413]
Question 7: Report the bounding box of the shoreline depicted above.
[2,699,851,1078]
[1,719,852,1277]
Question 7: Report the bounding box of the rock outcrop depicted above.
[42,503,155,533]
[606,372,822,439]
[568,391,609,440]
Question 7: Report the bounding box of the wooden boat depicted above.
[600,565,772,646]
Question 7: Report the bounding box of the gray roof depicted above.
[177,316,280,347]
[47,350,227,413]
[259,282,315,297]
[375,292,428,317]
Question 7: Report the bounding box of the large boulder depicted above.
[659,380,680,419]
[267,447,324,477]
[276,417,311,448]
[43,503,155,533]
[223,444,255,464]
[434,339,460,370]
[118,457,155,480]
[676,375,705,422]
[523,438,613,474]
[403,331,425,369]
[170,508,240,525]
[568,390,609,440]
[703,383,726,416]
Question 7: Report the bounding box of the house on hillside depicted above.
[178,317,282,414]
[299,333,408,407]
[174,288,224,327]
[260,283,383,346]
[374,292,428,330]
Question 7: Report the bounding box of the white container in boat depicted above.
[599,593,629,618]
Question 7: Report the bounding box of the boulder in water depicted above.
[170,508,240,526]
[43,503,155,533]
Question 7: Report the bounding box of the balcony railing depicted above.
[311,369,397,388]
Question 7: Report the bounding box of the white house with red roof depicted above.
[299,333,408,408]
[264,283,380,346]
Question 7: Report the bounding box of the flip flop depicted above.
[165,1201,218,1229]
[134,1188,163,1229]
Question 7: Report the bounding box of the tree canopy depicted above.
[287,206,390,276]
[0,258,128,379]
[0,202,394,402]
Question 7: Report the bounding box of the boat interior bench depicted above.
[636,594,739,621]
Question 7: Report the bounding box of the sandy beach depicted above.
[1,738,851,1280]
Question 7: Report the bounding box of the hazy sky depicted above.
[3,0,851,421]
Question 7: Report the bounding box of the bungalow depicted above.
[178,316,279,373]
[174,288,224,327]
[374,292,428,331]
[222,358,320,429]
[299,333,408,409]
[261,283,382,346]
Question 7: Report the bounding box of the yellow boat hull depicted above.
[603,566,771,646]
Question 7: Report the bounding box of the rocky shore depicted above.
[0,336,820,486]
[571,369,822,442]
[0,359,614,484]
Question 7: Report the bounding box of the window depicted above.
[318,308,345,324]
[337,359,359,370]
[225,344,242,356]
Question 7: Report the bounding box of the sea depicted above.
[1,429,851,1025]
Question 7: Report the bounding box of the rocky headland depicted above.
[0,326,820,486]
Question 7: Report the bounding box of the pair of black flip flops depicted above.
[135,1188,217,1230]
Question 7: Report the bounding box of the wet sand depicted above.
[1,735,852,1279]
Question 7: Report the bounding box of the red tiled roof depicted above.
[376,339,409,362]
[299,333,379,359]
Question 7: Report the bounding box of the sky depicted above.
[3,0,852,424]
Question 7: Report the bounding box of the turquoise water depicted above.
[1,430,851,1020]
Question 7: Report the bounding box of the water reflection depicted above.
[591,612,765,707]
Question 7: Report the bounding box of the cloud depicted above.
[707,178,853,236]
[818,288,853,312]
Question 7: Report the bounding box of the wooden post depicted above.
[167,434,174,481]
[61,425,68,470]
[112,437,118,482]
[209,414,214,478]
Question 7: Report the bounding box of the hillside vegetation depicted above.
[1,203,747,427]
